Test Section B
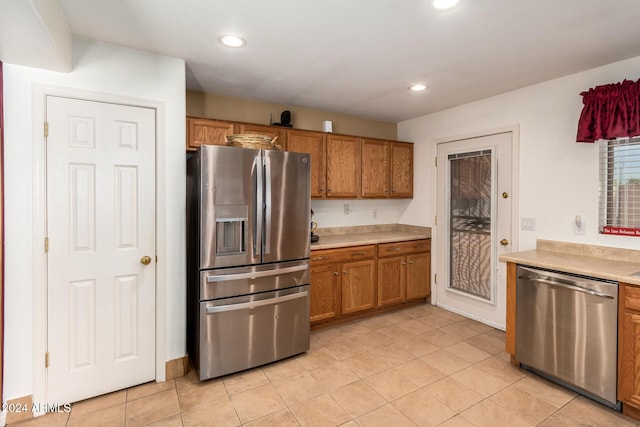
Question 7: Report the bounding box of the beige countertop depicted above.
[310,224,430,250]
[499,239,640,286]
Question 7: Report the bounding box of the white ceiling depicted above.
[11,1,640,122]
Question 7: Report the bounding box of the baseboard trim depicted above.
[165,355,189,381]
[4,395,33,425]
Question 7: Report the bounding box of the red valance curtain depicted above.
[576,78,640,143]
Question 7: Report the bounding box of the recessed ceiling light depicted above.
[218,34,247,48]
[432,0,459,10]
[409,84,427,92]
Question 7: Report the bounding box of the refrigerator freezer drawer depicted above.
[199,260,309,300]
[197,285,310,380]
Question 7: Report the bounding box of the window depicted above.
[599,137,640,236]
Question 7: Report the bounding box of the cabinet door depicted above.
[406,252,430,300]
[187,118,235,151]
[237,123,287,150]
[361,139,389,198]
[287,130,326,198]
[310,263,340,324]
[377,256,406,307]
[341,259,375,315]
[390,142,413,198]
[326,135,361,198]
[619,284,640,408]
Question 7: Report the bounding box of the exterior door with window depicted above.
[435,132,513,329]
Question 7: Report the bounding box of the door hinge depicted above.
[44,122,49,137]
[44,237,49,252]
[434,273,438,284]
[434,216,438,226]
[45,352,49,368]
[435,157,438,167]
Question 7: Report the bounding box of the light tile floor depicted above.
[13,304,640,426]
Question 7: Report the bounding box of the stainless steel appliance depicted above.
[515,265,620,409]
[186,145,311,380]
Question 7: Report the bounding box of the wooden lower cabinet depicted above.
[377,239,431,308]
[310,245,376,326]
[406,252,431,300]
[310,239,431,327]
[341,260,376,315]
[378,256,406,307]
[619,283,640,416]
[309,263,340,323]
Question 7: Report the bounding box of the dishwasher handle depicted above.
[518,275,614,299]
[206,291,308,314]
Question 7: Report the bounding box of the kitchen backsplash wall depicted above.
[311,199,411,228]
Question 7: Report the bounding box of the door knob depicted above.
[140,255,152,265]
[500,239,509,246]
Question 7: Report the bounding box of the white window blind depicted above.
[599,137,640,236]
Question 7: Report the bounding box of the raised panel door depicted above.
[390,142,413,198]
[361,139,389,198]
[287,130,326,198]
[377,256,406,307]
[326,135,361,198]
[406,252,430,300]
[46,96,155,403]
[309,263,340,324]
[187,118,235,151]
[341,259,375,315]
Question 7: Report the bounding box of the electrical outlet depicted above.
[521,217,536,231]
[373,208,378,218]
[343,203,352,215]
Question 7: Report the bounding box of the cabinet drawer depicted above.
[311,245,376,264]
[625,284,640,312]
[378,239,430,257]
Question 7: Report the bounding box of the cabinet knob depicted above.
[328,188,333,192]
[319,187,324,192]
[384,189,388,193]
[409,260,414,264]
[334,271,339,276]
[343,271,347,274]
[402,262,406,265]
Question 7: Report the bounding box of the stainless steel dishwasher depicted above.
[515,265,620,409]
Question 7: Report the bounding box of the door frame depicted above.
[431,125,520,327]
[31,85,168,409]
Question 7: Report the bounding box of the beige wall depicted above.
[187,90,398,140]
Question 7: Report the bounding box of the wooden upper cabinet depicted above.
[390,142,413,198]
[237,123,287,150]
[326,135,361,198]
[187,118,235,151]
[287,130,326,198]
[361,139,390,198]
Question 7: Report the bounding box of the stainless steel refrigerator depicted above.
[186,145,311,380]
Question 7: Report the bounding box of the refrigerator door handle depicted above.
[264,155,272,255]
[253,155,263,256]
[205,291,308,314]
[206,264,309,283]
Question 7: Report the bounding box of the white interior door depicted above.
[435,132,513,329]
[46,96,156,403]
